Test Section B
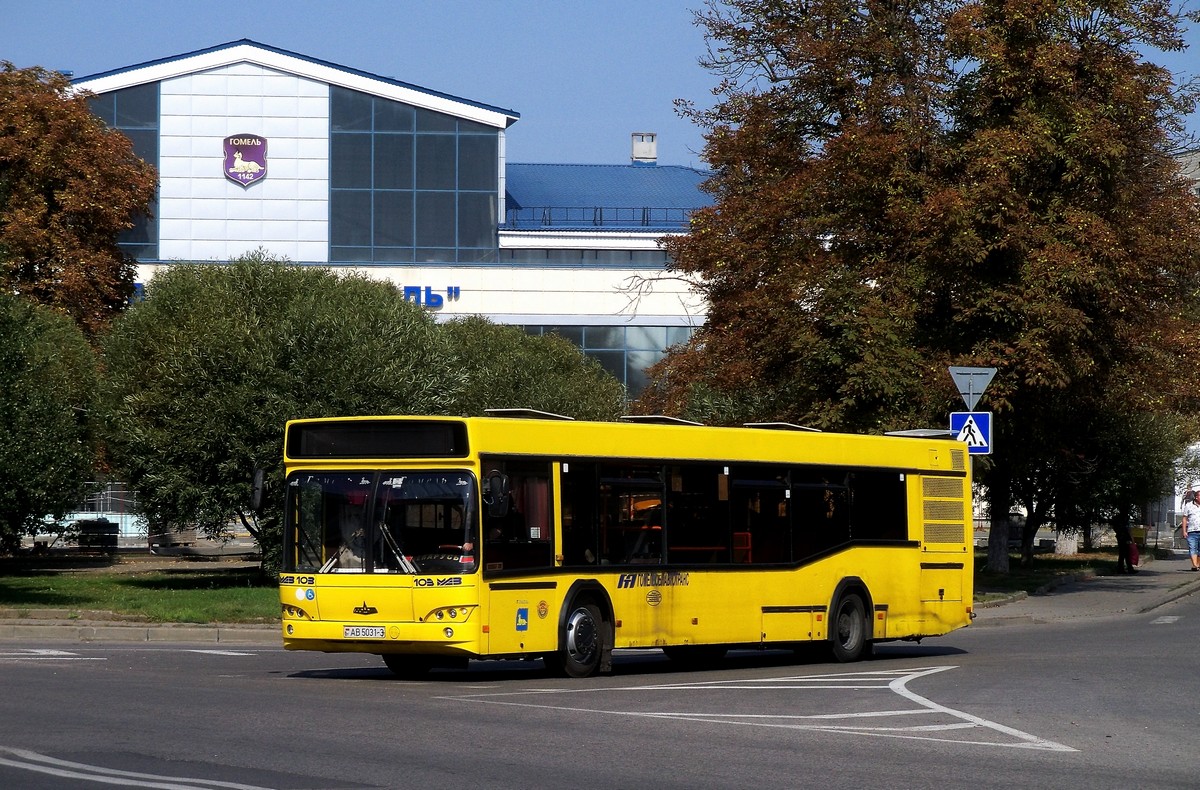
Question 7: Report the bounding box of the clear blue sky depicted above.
[2,0,1197,168]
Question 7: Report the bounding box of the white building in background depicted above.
[74,39,711,394]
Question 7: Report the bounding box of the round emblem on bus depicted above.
[537,600,549,619]
[646,590,662,606]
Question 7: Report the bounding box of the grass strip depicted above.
[0,568,278,624]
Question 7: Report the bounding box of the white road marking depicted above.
[0,745,276,789]
[182,650,256,656]
[0,649,104,662]
[440,665,1077,752]
[1150,616,1180,624]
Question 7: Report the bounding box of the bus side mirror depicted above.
[250,468,266,513]
[486,471,510,518]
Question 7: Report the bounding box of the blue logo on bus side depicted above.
[515,607,529,632]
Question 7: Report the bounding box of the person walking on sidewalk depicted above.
[1114,519,1138,574]
[1182,491,1200,571]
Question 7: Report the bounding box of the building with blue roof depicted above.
[505,163,708,229]
[74,40,711,393]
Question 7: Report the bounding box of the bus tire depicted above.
[546,602,604,678]
[829,592,869,663]
[382,654,433,679]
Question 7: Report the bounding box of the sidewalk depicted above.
[971,551,1200,627]
[2,554,1199,644]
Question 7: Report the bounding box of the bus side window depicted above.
[792,468,850,559]
[849,470,908,541]
[730,466,789,564]
[663,464,729,564]
[597,463,663,565]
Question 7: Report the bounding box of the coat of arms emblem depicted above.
[223,134,267,187]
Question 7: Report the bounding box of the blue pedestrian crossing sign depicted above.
[950,412,992,455]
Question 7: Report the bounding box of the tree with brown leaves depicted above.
[0,63,156,336]
[641,0,1200,571]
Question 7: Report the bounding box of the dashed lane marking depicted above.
[440,665,1077,752]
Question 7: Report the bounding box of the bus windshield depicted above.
[285,471,477,575]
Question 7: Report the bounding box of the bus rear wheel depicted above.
[829,593,870,663]
[545,602,604,678]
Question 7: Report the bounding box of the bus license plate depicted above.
[343,626,385,639]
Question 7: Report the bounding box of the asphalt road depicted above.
[1,591,1197,790]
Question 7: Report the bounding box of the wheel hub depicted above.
[566,610,597,660]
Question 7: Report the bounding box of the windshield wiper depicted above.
[379,525,419,574]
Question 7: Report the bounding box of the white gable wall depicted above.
[158,63,330,262]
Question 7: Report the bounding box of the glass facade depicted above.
[89,83,159,260]
[524,325,695,394]
[330,86,499,264]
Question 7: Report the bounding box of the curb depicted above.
[0,621,278,644]
[1135,576,1200,614]
[0,611,278,645]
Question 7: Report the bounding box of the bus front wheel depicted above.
[829,593,870,663]
[546,602,604,678]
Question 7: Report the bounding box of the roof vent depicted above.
[631,132,657,166]
[484,408,574,421]
[884,428,955,439]
[619,414,702,426]
[743,422,821,432]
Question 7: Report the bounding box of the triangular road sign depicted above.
[948,366,996,410]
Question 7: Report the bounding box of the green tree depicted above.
[0,63,157,336]
[441,316,625,420]
[0,293,98,553]
[1048,405,1183,551]
[99,253,465,568]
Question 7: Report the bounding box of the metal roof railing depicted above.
[504,205,697,229]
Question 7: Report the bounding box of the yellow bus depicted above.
[278,411,974,677]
